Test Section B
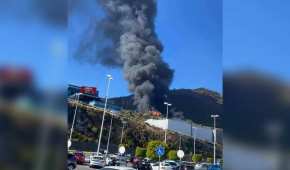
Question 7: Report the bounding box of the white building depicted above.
[145,118,222,144]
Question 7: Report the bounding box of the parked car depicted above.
[136,159,152,170]
[194,163,209,170]
[151,162,173,170]
[115,156,128,166]
[74,152,85,164]
[85,155,91,163]
[67,153,77,170]
[100,166,136,170]
[90,155,106,168]
[208,164,222,170]
[163,160,180,170]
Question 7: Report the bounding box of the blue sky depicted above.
[1,0,289,98]
[223,0,290,81]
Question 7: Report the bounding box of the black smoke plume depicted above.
[77,0,174,112]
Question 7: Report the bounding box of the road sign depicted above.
[68,140,71,148]
[155,145,165,157]
[177,150,184,159]
[119,146,126,154]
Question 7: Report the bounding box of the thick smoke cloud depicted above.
[91,0,174,112]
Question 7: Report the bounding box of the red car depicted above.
[74,152,85,165]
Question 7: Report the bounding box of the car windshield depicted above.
[100,168,118,170]
[92,156,103,159]
[101,168,134,170]
[68,154,74,159]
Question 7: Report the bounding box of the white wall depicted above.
[145,118,214,143]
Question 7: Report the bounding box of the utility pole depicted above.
[96,74,113,156]
[211,114,219,165]
[164,102,171,144]
[120,120,127,144]
[68,93,81,149]
[193,127,197,156]
[105,115,113,158]
[179,134,182,150]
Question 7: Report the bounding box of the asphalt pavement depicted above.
[76,165,95,170]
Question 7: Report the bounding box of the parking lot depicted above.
[76,165,94,170]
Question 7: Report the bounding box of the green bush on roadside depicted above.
[192,154,203,163]
[146,140,168,160]
[135,147,147,158]
[167,150,178,160]
[207,157,213,164]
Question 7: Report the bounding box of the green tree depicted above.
[91,126,98,133]
[167,150,178,160]
[146,140,168,160]
[207,157,213,164]
[219,159,223,166]
[135,147,147,158]
[192,154,203,163]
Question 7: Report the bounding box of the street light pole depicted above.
[120,121,126,144]
[164,102,171,144]
[68,93,81,149]
[211,114,219,165]
[178,134,182,150]
[97,74,113,156]
[105,115,113,157]
[193,127,197,156]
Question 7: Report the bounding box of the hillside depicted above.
[68,104,222,159]
[68,87,223,159]
[109,88,223,126]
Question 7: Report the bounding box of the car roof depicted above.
[102,166,136,170]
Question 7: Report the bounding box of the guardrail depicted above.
[67,99,120,118]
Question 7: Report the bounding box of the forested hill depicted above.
[109,88,222,126]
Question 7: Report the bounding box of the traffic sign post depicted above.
[118,146,126,166]
[177,150,184,170]
[155,145,165,170]
[119,146,126,155]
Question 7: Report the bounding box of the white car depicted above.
[151,162,174,170]
[194,163,209,170]
[85,155,90,163]
[100,166,136,170]
[90,155,105,168]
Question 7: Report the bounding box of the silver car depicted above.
[90,155,105,168]
[194,163,209,170]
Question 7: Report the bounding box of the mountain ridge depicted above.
[109,88,222,126]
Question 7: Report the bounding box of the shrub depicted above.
[192,154,203,163]
[219,159,223,166]
[135,147,147,158]
[207,157,213,164]
[146,140,168,160]
[167,150,178,160]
